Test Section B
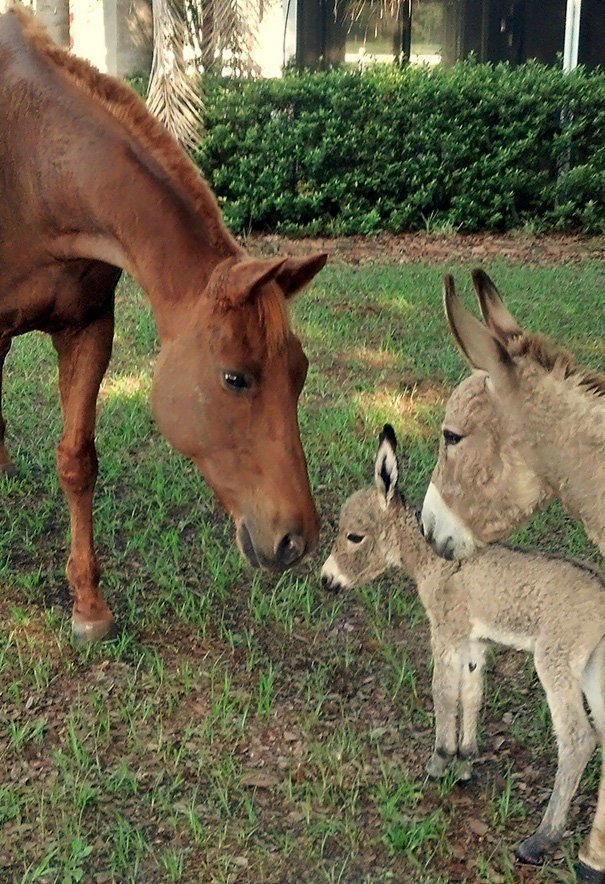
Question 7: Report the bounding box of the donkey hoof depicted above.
[71,617,118,645]
[425,752,452,779]
[456,758,473,782]
[515,833,556,865]
[576,861,605,883]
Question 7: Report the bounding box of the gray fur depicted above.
[322,434,605,875]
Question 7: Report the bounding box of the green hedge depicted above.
[194,63,605,235]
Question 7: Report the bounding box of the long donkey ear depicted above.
[472,269,523,345]
[275,254,328,299]
[374,424,398,508]
[444,275,516,391]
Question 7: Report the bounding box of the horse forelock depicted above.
[508,333,605,399]
[9,5,235,257]
[211,267,291,356]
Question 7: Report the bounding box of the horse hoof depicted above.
[0,461,16,476]
[71,617,118,645]
[515,834,556,865]
[576,861,605,883]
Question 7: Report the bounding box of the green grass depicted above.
[0,256,603,881]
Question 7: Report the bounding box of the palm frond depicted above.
[147,0,203,150]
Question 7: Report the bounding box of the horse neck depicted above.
[523,373,605,555]
[53,142,241,341]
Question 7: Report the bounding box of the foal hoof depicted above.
[576,861,605,883]
[71,617,118,645]
[515,833,556,865]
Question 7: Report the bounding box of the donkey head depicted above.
[421,271,553,560]
[321,425,402,591]
[152,252,327,571]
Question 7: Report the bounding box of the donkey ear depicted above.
[444,275,516,390]
[374,424,398,508]
[275,254,328,299]
[224,257,289,306]
[472,269,523,344]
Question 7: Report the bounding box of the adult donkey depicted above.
[421,270,605,880]
[0,8,327,643]
[422,269,605,562]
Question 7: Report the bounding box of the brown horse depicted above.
[0,7,327,643]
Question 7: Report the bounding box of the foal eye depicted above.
[222,371,250,391]
[347,533,365,544]
[443,429,463,446]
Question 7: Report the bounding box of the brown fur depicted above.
[9,6,234,257]
[0,8,327,641]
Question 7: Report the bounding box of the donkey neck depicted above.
[521,371,605,555]
[393,498,437,580]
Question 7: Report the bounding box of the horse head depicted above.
[152,252,327,570]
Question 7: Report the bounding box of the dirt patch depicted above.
[245,231,605,266]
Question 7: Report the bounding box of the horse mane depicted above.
[509,333,605,398]
[10,5,237,257]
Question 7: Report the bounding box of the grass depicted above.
[0,256,604,882]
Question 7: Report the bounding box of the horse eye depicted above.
[443,429,463,446]
[223,371,250,391]
[347,533,365,544]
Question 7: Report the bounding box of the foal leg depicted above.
[457,641,487,781]
[0,337,15,474]
[516,650,596,864]
[426,639,463,778]
[52,308,115,643]
[577,639,605,882]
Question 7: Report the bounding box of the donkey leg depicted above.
[426,640,463,778]
[516,654,596,864]
[457,641,487,781]
[577,639,605,882]
[0,337,16,474]
[52,307,115,643]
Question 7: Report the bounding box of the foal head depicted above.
[152,253,327,570]
[421,271,554,559]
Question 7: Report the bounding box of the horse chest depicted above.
[0,258,118,335]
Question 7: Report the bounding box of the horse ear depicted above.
[444,275,516,389]
[275,254,328,299]
[224,257,289,306]
[374,424,398,508]
[472,268,523,344]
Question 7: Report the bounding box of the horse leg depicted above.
[0,337,15,474]
[52,307,115,643]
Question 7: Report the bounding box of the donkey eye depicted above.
[222,371,250,392]
[443,430,463,446]
[347,533,365,544]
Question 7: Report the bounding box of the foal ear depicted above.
[444,275,516,389]
[225,257,289,306]
[374,424,398,508]
[471,268,523,344]
[275,254,328,299]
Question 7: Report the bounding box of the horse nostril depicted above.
[276,532,305,567]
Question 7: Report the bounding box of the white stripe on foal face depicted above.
[321,554,351,591]
[421,482,480,560]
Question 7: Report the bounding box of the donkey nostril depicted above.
[276,532,305,567]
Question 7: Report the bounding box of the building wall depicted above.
[0,0,152,76]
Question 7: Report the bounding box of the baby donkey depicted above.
[322,425,605,881]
